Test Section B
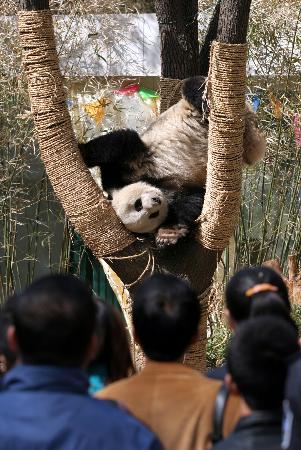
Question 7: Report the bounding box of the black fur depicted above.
[164,186,205,228]
[182,76,206,112]
[79,129,150,190]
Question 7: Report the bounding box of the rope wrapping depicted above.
[18,10,135,257]
[198,41,248,250]
[159,77,183,113]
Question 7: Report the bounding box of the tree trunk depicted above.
[199,0,221,76]
[19,0,49,9]
[217,0,252,43]
[154,0,200,79]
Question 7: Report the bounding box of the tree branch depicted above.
[199,0,221,76]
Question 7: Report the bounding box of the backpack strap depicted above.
[212,383,229,444]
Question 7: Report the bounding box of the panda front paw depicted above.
[155,224,188,248]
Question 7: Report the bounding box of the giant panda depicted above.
[79,76,265,247]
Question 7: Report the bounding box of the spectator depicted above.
[212,317,299,450]
[282,351,301,449]
[208,266,294,381]
[88,300,134,394]
[97,273,240,450]
[0,274,162,450]
[225,266,292,326]
[0,310,16,377]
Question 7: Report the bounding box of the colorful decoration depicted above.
[66,98,74,109]
[82,98,109,124]
[252,95,261,112]
[113,84,140,96]
[138,87,159,101]
[269,93,282,119]
[292,114,301,147]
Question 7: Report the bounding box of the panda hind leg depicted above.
[182,76,207,112]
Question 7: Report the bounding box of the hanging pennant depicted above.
[292,114,301,147]
[138,87,160,115]
[66,98,74,109]
[252,95,260,112]
[138,87,159,101]
[82,98,109,124]
[269,93,282,119]
[113,84,140,96]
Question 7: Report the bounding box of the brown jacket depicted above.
[96,361,240,450]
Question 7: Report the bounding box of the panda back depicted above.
[141,99,209,189]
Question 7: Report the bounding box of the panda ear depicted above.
[182,76,206,112]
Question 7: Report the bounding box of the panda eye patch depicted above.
[134,198,143,211]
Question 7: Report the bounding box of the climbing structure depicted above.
[17,0,251,370]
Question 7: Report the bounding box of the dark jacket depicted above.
[0,364,162,450]
[283,352,301,450]
[212,410,282,450]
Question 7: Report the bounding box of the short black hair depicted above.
[132,273,200,361]
[227,317,299,410]
[6,274,97,367]
[225,266,291,323]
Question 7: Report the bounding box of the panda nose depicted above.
[152,197,161,205]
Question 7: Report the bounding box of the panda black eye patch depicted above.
[134,198,143,211]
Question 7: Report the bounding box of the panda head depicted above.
[111,182,168,233]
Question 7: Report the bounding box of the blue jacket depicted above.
[0,364,162,450]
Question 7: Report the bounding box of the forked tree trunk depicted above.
[154,0,200,78]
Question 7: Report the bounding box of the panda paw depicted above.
[155,224,188,248]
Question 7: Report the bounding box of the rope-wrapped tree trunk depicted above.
[17,0,251,371]
[198,0,251,249]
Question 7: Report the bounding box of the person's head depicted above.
[91,300,134,384]
[226,316,299,411]
[6,274,98,367]
[132,273,200,362]
[225,266,291,328]
[0,310,16,374]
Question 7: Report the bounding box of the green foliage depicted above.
[292,305,301,335]
[207,321,230,369]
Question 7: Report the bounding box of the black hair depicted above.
[132,273,200,361]
[227,316,299,410]
[91,300,134,384]
[225,266,291,323]
[6,274,97,367]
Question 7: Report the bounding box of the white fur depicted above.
[139,99,266,190]
[111,182,168,233]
